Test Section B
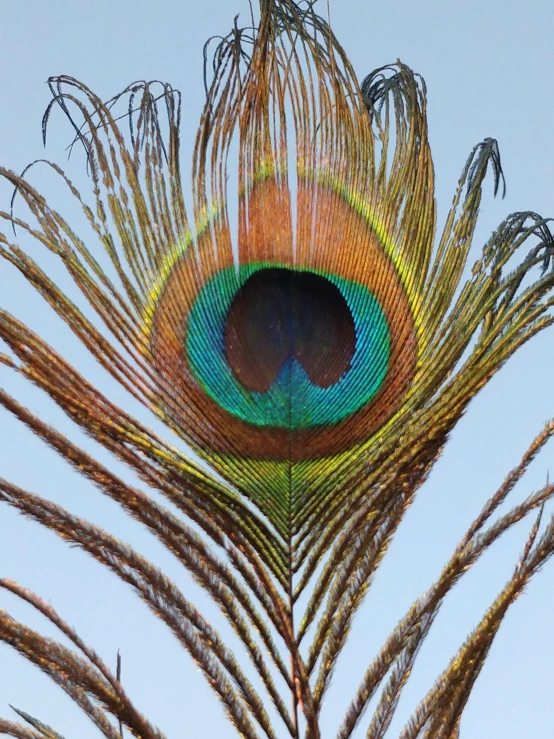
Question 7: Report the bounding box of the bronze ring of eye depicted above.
[148,177,418,460]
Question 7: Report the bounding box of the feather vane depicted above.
[1,1,554,736]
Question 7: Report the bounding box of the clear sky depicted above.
[1,1,554,737]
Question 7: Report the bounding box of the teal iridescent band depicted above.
[186,263,390,429]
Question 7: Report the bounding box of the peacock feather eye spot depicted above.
[186,262,392,431]
[224,268,356,393]
[148,182,419,459]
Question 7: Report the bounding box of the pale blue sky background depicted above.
[1,1,554,737]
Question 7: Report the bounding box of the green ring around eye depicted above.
[186,263,391,430]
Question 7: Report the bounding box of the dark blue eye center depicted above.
[224,268,356,392]
[186,262,390,429]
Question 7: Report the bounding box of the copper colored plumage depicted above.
[1,2,554,737]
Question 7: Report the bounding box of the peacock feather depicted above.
[2,1,554,737]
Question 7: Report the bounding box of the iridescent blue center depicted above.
[186,263,390,429]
